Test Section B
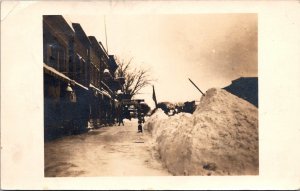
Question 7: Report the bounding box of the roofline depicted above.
[98,41,109,58]
[232,76,258,83]
[72,23,91,47]
[88,36,104,55]
[43,15,75,35]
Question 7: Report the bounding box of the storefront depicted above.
[44,64,89,140]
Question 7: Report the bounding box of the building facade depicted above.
[43,15,123,140]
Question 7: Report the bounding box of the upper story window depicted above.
[75,53,86,84]
[46,43,67,73]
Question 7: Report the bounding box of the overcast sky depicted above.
[63,14,257,108]
[1,1,258,108]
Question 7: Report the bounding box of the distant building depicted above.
[223,77,258,107]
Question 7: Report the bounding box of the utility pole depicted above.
[104,15,109,54]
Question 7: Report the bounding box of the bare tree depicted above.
[115,57,153,98]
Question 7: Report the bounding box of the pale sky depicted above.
[1,1,257,109]
[65,14,257,108]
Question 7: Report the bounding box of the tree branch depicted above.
[115,57,153,98]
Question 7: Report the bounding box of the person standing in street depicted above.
[118,105,124,126]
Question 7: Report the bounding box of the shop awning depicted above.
[44,63,88,90]
[89,83,101,92]
[89,83,104,98]
[101,81,114,95]
[101,90,111,99]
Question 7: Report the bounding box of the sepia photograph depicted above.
[1,1,300,190]
[43,14,258,176]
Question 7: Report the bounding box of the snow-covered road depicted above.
[44,119,170,176]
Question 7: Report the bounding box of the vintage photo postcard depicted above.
[1,0,300,190]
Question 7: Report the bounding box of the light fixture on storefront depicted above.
[66,83,73,92]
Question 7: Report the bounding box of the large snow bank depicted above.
[144,88,258,175]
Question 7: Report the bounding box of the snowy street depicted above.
[44,119,170,177]
[44,88,259,177]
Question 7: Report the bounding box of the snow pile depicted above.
[144,88,258,175]
[144,109,169,138]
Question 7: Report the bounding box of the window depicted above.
[90,66,94,85]
[58,49,66,72]
[81,58,86,84]
[75,53,86,84]
[47,43,67,73]
[47,44,56,68]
